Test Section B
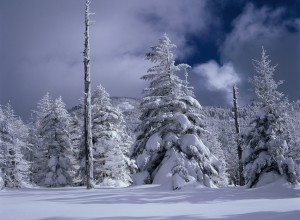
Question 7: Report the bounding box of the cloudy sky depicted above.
[1,0,300,120]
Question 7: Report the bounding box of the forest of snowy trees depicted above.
[0,34,299,191]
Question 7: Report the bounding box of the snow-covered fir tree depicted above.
[33,94,76,187]
[0,107,4,188]
[68,112,82,185]
[131,34,222,190]
[29,93,54,185]
[91,85,135,186]
[26,114,42,183]
[43,97,76,187]
[218,126,240,185]
[202,132,228,186]
[285,101,300,181]
[0,104,30,188]
[242,47,297,188]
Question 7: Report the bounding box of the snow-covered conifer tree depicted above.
[286,101,300,181]
[44,97,76,187]
[36,92,53,122]
[92,85,135,186]
[131,34,221,189]
[242,48,297,187]
[202,132,228,186]
[69,112,82,185]
[0,104,30,188]
[37,96,75,187]
[0,106,4,182]
[30,93,54,185]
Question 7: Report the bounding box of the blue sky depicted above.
[1,0,299,119]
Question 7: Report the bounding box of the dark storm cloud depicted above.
[0,0,299,119]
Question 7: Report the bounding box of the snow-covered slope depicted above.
[1,180,299,220]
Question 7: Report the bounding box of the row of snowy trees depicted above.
[0,86,135,188]
[202,48,299,187]
[130,34,298,189]
[1,34,299,190]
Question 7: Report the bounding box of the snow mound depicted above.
[136,150,150,170]
[152,149,177,190]
[131,171,150,185]
[97,178,131,188]
[180,134,210,156]
[146,132,162,152]
[254,175,299,192]
[184,96,202,109]
[175,113,191,131]
[255,172,282,188]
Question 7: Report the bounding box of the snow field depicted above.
[1,180,299,220]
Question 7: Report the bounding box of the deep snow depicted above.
[0,180,299,220]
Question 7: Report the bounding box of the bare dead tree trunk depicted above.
[233,84,244,185]
[83,0,94,189]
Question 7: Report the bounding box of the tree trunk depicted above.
[233,84,244,185]
[83,0,94,189]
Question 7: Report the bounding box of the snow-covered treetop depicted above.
[143,34,191,83]
[36,92,53,121]
[146,33,176,64]
[53,96,71,122]
[251,47,284,112]
[92,85,111,107]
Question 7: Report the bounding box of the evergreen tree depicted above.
[26,119,39,184]
[32,95,75,187]
[69,112,83,185]
[131,34,221,189]
[242,48,297,187]
[29,93,54,185]
[202,132,228,186]
[0,104,30,188]
[218,127,240,185]
[41,97,76,187]
[92,85,135,186]
[0,106,4,186]
[285,101,300,181]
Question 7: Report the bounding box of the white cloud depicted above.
[221,4,289,62]
[1,0,212,118]
[193,60,240,102]
[219,3,300,103]
[88,0,212,97]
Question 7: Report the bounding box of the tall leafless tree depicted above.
[233,84,244,185]
[83,0,94,189]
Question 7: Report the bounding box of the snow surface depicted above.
[145,132,162,152]
[175,113,191,131]
[1,180,299,220]
[180,134,210,156]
